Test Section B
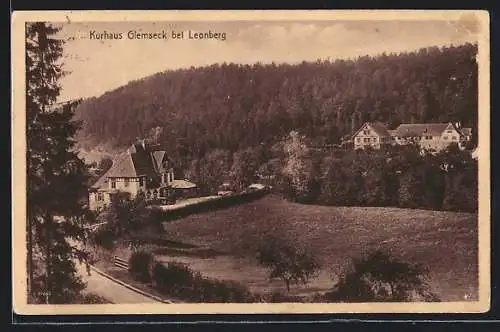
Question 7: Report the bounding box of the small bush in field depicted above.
[128,250,155,282]
[325,249,440,302]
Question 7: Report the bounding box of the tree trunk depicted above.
[26,215,33,302]
[45,213,52,304]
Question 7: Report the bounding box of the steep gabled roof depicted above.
[369,122,391,137]
[91,143,169,188]
[91,169,110,189]
[105,154,138,177]
[391,123,450,137]
[352,122,391,138]
[152,151,167,171]
[131,152,156,177]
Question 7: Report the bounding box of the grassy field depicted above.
[161,194,478,301]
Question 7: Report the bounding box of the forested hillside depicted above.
[75,43,478,157]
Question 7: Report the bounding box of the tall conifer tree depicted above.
[26,22,91,303]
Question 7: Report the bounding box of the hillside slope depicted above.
[162,195,478,301]
[74,43,478,158]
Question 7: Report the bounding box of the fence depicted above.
[113,255,129,270]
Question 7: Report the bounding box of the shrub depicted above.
[128,250,155,282]
[152,261,198,293]
[197,278,253,303]
[152,261,253,302]
[325,250,440,302]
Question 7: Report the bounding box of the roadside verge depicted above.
[89,264,174,304]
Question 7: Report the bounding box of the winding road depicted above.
[75,261,160,303]
[68,236,162,304]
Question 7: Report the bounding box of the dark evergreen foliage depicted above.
[26,22,92,303]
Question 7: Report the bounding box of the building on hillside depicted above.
[88,139,197,211]
[352,122,394,150]
[352,121,473,152]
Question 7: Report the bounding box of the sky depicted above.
[55,19,480,102]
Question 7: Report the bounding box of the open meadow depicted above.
[160,195,478,301]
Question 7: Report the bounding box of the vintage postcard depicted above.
[12,10,490,315]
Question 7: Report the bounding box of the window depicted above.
[124,178,129,187]
[363,130,369,135]
[446,130,453,133]
[443,136,448,140]
[111,179,116,189]
[372,137,377,142]
[97,193,104,201]
[452,136,457,141]
[139,177,144,187]
[364,138,370,143]
[357,138,361,142]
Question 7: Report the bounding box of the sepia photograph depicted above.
[11,10,490,315]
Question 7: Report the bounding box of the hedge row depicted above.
[152,261,254,302]
[155,189,269,222]
[128,250,255,302]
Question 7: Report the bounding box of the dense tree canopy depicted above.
[75,43,478,160]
